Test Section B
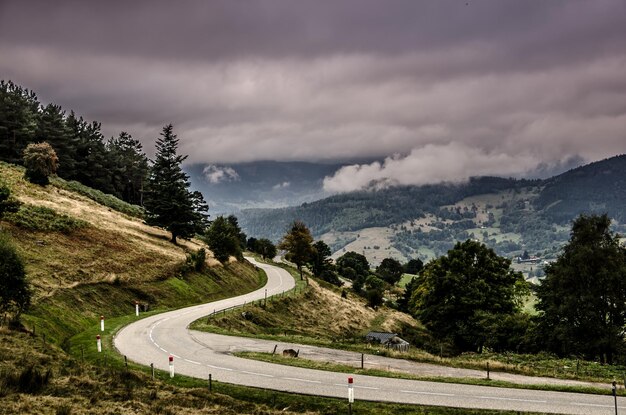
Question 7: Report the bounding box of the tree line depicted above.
[1,80,149,205]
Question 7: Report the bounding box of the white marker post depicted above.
[135,301,139,316]
[100,315,105,332]
[348,377,354,415]
[96,334,102,353]
[169,355,174,378]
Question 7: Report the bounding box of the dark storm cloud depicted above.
[1,1,625,191]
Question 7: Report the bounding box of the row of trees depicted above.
[1,80,149,205]
[275,220,424,306]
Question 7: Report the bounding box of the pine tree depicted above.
[37,104,76,179]
[107,131,149,204]
[0,80,39,164]
[144,124,209,244]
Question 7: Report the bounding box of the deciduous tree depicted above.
[204,216,242,263]
[278,220,314,282]
[376,257,404,285]
[535,214,626,363]
[410,239,525,353]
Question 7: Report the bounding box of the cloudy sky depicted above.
[1,1,625,192]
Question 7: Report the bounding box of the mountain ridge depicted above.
[238,155,626,265]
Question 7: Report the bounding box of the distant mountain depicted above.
[186,161,347,214]
[238,155,626,265]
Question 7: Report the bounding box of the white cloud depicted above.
[202,165,240,184]
[272,181,291,190]
[323,143,540,193]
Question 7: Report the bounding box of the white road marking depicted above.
[207,364,233,371]
[400,390,455,397]
[171,353,181,358]
[478,396,547,403]
[184,359,201,365]
[354,386,379,390]
[572,402,614,408]
[242,371,274,378]
[283,377,322,384]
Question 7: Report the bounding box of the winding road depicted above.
[115,258,624,414]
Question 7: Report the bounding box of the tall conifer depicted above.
[144,124,208,244]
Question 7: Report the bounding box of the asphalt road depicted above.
[115,258,624,414]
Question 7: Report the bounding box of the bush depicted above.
[23,142,58,185]
[0,233,31,316]
[3,204,87,233]
[0,183,21,218]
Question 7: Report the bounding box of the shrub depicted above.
[23,142,58,185]
[0,233,31,316]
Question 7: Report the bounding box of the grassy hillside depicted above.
[1,162,536,414]
[0,162,268,342]
[193,278,418,344]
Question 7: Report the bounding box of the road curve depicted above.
[115,258,624,414]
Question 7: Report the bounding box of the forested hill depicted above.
[239,176,537,239]
[535,154,626,224]
[239,155,626,262]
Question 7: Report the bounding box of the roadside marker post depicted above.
[100,315,105,332]
[169,355,175,378]
[135,301,139,316]
[348,377,354,415]
[612,381,618,415]
[96,335,102,353]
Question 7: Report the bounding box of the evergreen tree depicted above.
[309,240,333,278]
[535,214,626,363]
[68,114,113,193]
[278,220,314,282]
[309,240,341,286]
[107,131,149,205]
[0,80,39,164]
[144,124,209,244]
[37,104,76,178]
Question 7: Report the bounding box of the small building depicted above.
[365,331,410,352]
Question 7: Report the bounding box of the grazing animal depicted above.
[282,348,299,358]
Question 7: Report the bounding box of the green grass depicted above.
[3,204,88,233]
[398,273,416,288]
